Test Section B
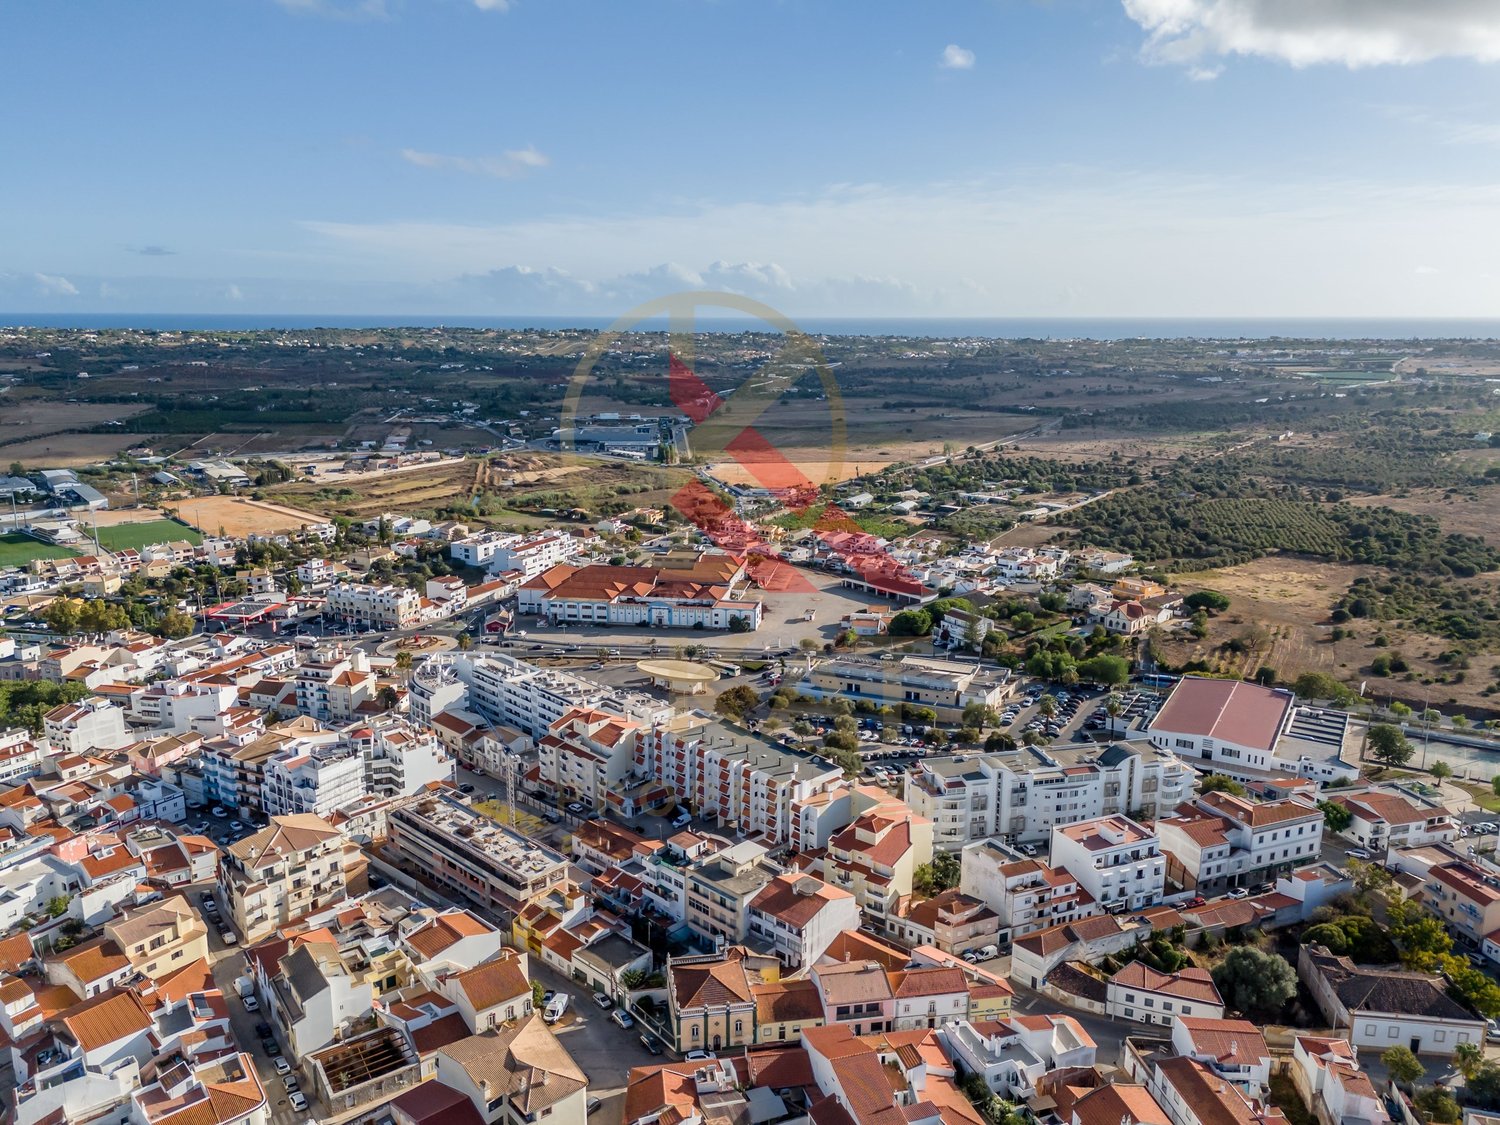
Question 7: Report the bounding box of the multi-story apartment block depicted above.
[1422,860,1500,945]
[1049,816,1165,913]
[799,654,1012,722]
[539,706,640,812]
[44,696,129,755]
[387,793,570,915]
[325,582,422,630]
[262,741,366,818]
[415,652,670,739]
[904,741,1195,852]
[1147,676,1358,784]
[960,841,1100,946]
[746,872,860,969]
[223,813,350,943]
[296,558,338,585]
[823,804,933,935]
[684,841,783,944]
[1155,791,1322,895]
[354,718,450,798]
[294,647,377,722]
[451,529,580,577]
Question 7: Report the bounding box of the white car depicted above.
[289,1092,309,1112]
[241,994,259,1011]
[1345,847,1370,860]
[685,1049,717,1061]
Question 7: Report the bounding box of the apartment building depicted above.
[684,841,783,944]
[224,813,350,943]
[746,872,859,968]
[1333,788,1458,856]
[354,719,450,799]
[960,841,1100,945]
[387,794,570,915]
[102,895,209,983]
[823,805,933,935]
[263,741,367,818]
[326,582,422,630]
[1156,792,1323,895]
[904,740,1195,852]
[451,529,579,577]
[1049,816,1165,913]
[420,652,671,739]
[1106,963,1224,1025]
[891,888,1003,957]
[1422,860,1500,945]
[539,706,641,812]
[1147,676,1358,784]
[43,697,129,755]
[204,716,341,816]
[294,647,377,722]
[799,654,1012,722]
[633,716,848,849]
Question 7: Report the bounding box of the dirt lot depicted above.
[0,397,151,466]
[163,496,334,537]
[1169,556,1500,718]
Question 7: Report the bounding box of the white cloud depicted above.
[1415,265,1440,275]
[225,284,245,301]
[33,273,78,297]
[399,145,548,179]
[940,44,976,70]
[274,0,389,20]
[1122,0,1500,70]
[473,0,510,10]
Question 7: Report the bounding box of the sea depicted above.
[4,313,1500,341]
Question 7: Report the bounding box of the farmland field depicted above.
[0,533,78,567]
[94,519,203,551]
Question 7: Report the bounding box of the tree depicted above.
[1318,800,1352,832]
[1367,723,1413,768]
[156,609,195,639]
[714,685,760,720]
[1430,759,1453,781]
[42,598,83,634]
[1294,672,1352,704]
[1454,1041,1485,1082]
[890,608,933,636]
[1389,700,1412,719]
[913,852,961,896]
[962,703,999,729]
[1468,1061,1500,1110]
[531,980,546,1009]
[376,685,399,710]
[1381,1045,1425,1089]
[727,614,752,634]
[1492,774,1500,799]
[1200,775,1247,797]
[1037,694,1058,719]
[1210,947,1296,1018]
[1414,1087,1459,1125]
[984,732,1016,752]
[1076,654,1129,687]
[1184,590,1231,613]
[456,632,473,651]
[45,895,70,918]
[620,968,648,991]
[1389,899,1454,969]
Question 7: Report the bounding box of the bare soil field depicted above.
[85,506,193,527]
[164,496,335,537]
[1169,556,1500,718]
[1345,489,1500,547]
[0,398,151,466]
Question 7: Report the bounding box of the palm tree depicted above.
[1455,1041,1483,1082]
[394,650,414,679]
[1038,694,1058,719]
[1106,694,1123,720]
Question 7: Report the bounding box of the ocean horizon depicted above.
[4,312,1500,341]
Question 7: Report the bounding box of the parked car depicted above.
[219,929,239,945]
[1226,888,1250,899]
[289,1092,309,1112]
[566,802,587,815]
[282,1074,300,1092]
[640,1035,663,1055]
[588,1097,603,1115]
[685,1050,717,1061]
[255,1022,273,1039]
[594,993,613,1009]
[459,783,476,794]
[241,994,259,1011]
[611,1009,635,1029]
[274,1057,291,1075]
[1345,847,1370,860]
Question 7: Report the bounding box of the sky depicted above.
[4,0,1500,318]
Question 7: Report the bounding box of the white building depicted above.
[1049,816,1165,913]
[1106,962,1224,1025]
[1170,1016,1272,1096]
[262,742,366,818]
[1147,676,1358,784]
[451,530,579,578]
[746,872,860,969]
[1156,792,1323,895]
[959,841,1100,946]
[1332,788,1458,856]
[44,697,129,755]
[325,582,421,630]
[903,741,1196,852]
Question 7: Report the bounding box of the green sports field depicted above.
[0,533,78,567]
[93,520,203,552]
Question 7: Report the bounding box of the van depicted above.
[974,944,999,961]
[544,994,569,1023]
[671,811,692,830]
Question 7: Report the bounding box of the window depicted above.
[1388,1027,1399,1039]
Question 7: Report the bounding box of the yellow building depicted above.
[103,896,209,982]
[668,946,778,1053]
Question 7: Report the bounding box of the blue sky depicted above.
[4,0,1500,317]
